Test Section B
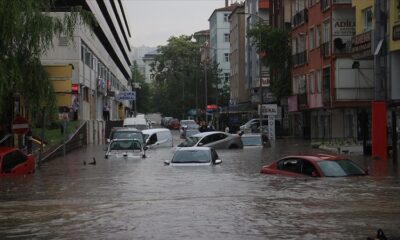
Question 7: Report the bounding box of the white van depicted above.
[123,117,149,130]
[142,128,173,148]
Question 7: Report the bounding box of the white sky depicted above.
[122,0,227,47]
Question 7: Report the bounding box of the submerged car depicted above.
[107,127,145,145]
[177,131,243,149]
[260,154,367,177]
[0,147,35,175]
[105,139,146,159]
[164,147,222,166]
[241,133,270,148]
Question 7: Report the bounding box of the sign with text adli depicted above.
[117,91,136,101]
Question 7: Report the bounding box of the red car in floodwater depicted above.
[0,147,35,175]
[260,154,366,177]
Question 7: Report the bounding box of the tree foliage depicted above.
[248,23,292,100]
[150,35,220,118]
[0,0,95,127]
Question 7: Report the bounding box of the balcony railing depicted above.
[320,42,330,58]
[292,9,308,28]
[332,0,352,4]
[292,51,308,66]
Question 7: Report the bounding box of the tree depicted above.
[0,0,95,131]
[150,35,219,118]
[131,61,151,113]
[247,23,292,101]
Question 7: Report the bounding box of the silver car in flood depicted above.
[164,147,222,166]
[177,131,243,149]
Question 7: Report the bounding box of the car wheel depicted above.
[229,144,238,149]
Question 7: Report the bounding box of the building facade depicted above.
[288,0,373,140]
[41,0,132,121]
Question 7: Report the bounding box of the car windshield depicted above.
[241,136,262,146]
[125,124,148,130]
[317,160,366,177]
[110,140,141,151]
[178,136,201,147]
[112,131,144,143]
[172,150,211,163]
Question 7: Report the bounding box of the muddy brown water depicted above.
[1,133,399,239]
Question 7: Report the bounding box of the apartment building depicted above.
[41,0,132,121]
[289,0,373,140]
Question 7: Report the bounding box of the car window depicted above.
[178,136,200,147]
[317,160,365,177]
[277,158,302,173]
[200,135,215,145]
[301,160,317,176]
[148,133,157,145]
[214,133,227,141]
[172,150,211,163]
[112,131,144,143]
[1,150,27,173]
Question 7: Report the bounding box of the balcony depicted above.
[320,42,330,58]
[292,51,308,66]
[292,9,308,28]
[320,0,330,11]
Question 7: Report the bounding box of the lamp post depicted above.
[239,11,268,133]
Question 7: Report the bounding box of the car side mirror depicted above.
[214,159,222,165]
[164,160,170,165]
[106,139,110,143]
[198,142,204,146]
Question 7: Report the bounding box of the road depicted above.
[1,130,400,239]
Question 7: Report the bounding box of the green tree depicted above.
[0,0,95,131]
[131,61,151,113]
[150,35,219,118]
[248,23,292,101]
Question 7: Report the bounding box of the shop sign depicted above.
[393,25,400,41]
[333,19,355,37]
[352,31,373,59]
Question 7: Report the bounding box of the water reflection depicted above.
[0,138,399,239]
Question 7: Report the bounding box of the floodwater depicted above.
[1,132,400,239]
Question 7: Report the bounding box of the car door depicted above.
[206,133,229,149]
[276,158,303,176]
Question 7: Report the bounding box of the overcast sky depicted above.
[122,0,227,47]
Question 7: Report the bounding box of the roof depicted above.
[175,147,211,151]
[142,128,171,135]
[281,154,346,162]
[208,4,241,21]
[193,131,226,137]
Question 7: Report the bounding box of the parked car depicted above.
[240,118,268,134]
[241,133,270,148]
[260,154,367,177]
[177,131,243,149]
[168,118,180,130]
[183,129,200,139]
[0,147,35,175]
[105,139,146,159]
[107,127,145,145]
[123,117,149,130]
[142,128,173,148]
[164,147,222,166]
[180,119,200,138]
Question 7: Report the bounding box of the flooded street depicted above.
[1,131,400,239]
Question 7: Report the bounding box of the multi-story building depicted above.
[288,0,373,140]
[229,4,249,107]
[209,4,238,99]
[41,0,132,121]
[193,30,210,46]
[244,0,270,107]
[142,50,158,84]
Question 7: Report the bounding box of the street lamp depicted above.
[238,12,268,133]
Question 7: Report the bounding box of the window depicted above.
[224,53,229,62]
[224,33,230,42]
[224,73,230,82]
[83,87,89,102]
[309,71,315,93]
[277,158,302,173]
[224,13,229,22]
[309,28,314,49]
[316,25,321,47]
[316,70,322,93]
[81,45,85,61]
[363,8,372,32]
[309,0,319,6]
[398,0,400,17]
[323,21,330,43]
